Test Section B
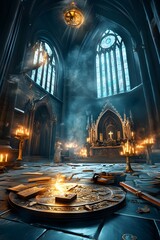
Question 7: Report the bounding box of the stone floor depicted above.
[0,158,160,240]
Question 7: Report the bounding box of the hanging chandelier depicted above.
[63,2,85,28]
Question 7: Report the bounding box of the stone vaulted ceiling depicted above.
[25,0,144,53]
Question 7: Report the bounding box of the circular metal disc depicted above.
[9,183,125,221]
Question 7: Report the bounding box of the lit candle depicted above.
[15,126,29,137]
[126,141,129,153]
[150,138,153,144]
[131,131,134,139]
[0,154,3,162]
[123,146,126,154]
[5,154,8,162]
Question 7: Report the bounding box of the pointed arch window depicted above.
[31,41,58,96]
[96,29,131,98]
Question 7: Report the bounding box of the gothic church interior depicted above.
[0,1,160,240]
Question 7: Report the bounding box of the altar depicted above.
[86,102,134,160]
[90,145,122,158]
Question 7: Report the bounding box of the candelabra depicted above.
[120,140,137,173]
[14,127,29,161]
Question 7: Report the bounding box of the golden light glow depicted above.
[40,51,48,65]
[65,141,78,149]
[14,126,30,161]
[0,153,8,163]
[51,174,77,197]
[143,137,154,144]
[15,126,29,138]
[120,140,137,155]
[78,147,87,157]
[63,2,85,28]
[54,174,66,193]
[86,137,90,143]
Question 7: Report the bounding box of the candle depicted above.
[15,126,29,137]
[126,141,129,153]
[86,137,90,143]
[99,133,103,142]
[121,141,137,156]
[150,138,153,144]
[144,137,154,145]
[0,154,8,162]
[5,154,8,162]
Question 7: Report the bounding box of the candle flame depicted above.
[15,126,29,137]
[0,153,8,163]
[65,142,78,149]
[78,147,87,157]
[143,137,154,144]
[121,140,137,155]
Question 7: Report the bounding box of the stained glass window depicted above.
[31,41,58,96]
[96,29,131,98]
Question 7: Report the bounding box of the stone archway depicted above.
[94,101,124,144]
[30,105,52,157]
[98,110,123,142]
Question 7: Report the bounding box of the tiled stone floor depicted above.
[0,160,160,240]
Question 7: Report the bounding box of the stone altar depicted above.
[90,146,122,159]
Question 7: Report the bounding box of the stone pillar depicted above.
[0,79,18,144]
[140,2,160,132]
[0,79,18,164]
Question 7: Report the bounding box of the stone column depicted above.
[0,79,18,144]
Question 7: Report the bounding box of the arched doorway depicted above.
[97,110,123,142]
[30,105,51,157]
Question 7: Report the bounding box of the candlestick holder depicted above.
[14,127,29,161]
[120,140,136,173]
[124,153,134,173]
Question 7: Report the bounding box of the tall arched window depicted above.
[31,41,58,95]
[96,29,131,98]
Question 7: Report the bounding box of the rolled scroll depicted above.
[119,181,160,207]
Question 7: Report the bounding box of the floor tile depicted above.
[38,229,92,240]
[98,214,159,240]
[0,218,46,240]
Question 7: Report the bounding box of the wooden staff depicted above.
[119,182,160,207]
